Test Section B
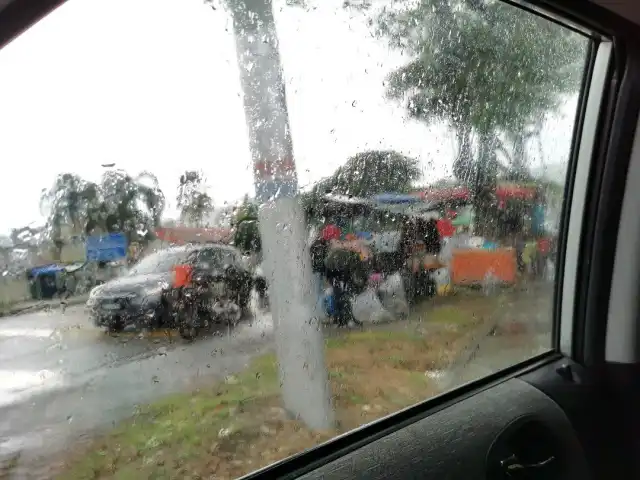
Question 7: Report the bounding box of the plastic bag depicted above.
[378,272,410,318]
[482,269,499,296]
[351,288,393,324]
[545,259,555,283]
[323,287,337,317]
[439,237,453,264]
[432,268,453,296]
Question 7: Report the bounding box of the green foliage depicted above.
[233,194,259,225]
[176,170,213,227]
[377,0,586,185]
[233,194,261,253]
[39,174,93,243]
[40,170,165,248]
[312,150,422,198]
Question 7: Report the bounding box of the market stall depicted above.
[415,181,551,287]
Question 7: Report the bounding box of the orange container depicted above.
[450,248,516,285]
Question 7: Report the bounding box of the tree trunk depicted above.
[452,124,474,184]
[227,0,334,431]
[53,239,64,262]
[510,133,528,181]
[473,132,499,237]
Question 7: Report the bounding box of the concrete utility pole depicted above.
[225,0,333,430]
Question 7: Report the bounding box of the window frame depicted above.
[0,0,634,478]
[559,40,612,358]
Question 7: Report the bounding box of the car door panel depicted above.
[292,369,588,480]
[519,358,626,480]
[250,355,632,480]
[242,355,630,480]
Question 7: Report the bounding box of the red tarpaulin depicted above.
[436,218,456,238]
[495,185,538,200]
[155,227,233,245]
[416,183,538,204]
[419,186,471,203]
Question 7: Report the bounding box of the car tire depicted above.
[179,323,198,341]
[108,316,125,333]
[178,304,199,341]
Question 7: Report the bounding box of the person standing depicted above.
[536,234,551,279]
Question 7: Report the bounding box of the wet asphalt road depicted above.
[0,301,275,463]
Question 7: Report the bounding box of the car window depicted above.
[0,0,590,478]
[191,248,239,269]
[128,249,188,275]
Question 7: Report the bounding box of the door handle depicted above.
[500,454,556,477]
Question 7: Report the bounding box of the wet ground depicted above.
[0,301,275,466]
[0,282,555,477]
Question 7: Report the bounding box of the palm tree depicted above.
[40,173,99,259]
[176,170,213,227]
[312,150,422,198]
[98,170,165,242]
[225,0,332,430]
[378,0,585,233]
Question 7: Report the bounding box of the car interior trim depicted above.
[606,67,640,363]
[239,351,564,480]
[560,40,612,356]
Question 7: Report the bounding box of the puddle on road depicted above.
[0,370,63,407]
[424,369,447,380]
[0,328,54,339]
[0,431,43,454]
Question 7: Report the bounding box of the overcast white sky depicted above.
[0,0,581,235]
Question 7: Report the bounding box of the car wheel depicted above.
[108,316,125,333]
[178,304,199,341]
[179,323,198,341]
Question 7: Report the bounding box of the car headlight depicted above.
[89,285,103,298]
[86,286,102,305]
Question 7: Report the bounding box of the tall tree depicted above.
[41,170,166,252]
[225,0,333,430]
[232,194,261,253]
[40,173,98,259]
[377,0,585,231]
[98,170,165,242]
[313,150,422,198]
[176,170,213,227]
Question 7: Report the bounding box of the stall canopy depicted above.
[416,182,540,205]
[451,207,474,226]
[28,264,64,277]
[155,227,233,245]
[373,193,421,204]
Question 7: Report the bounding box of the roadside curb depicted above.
[0,295,89,318]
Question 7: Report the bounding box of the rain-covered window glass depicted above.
[0,0,589,477]
[191,247,239,268]
[128,248,188,275]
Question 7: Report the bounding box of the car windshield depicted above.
[0,0,590,478]
[128,250,187,276]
